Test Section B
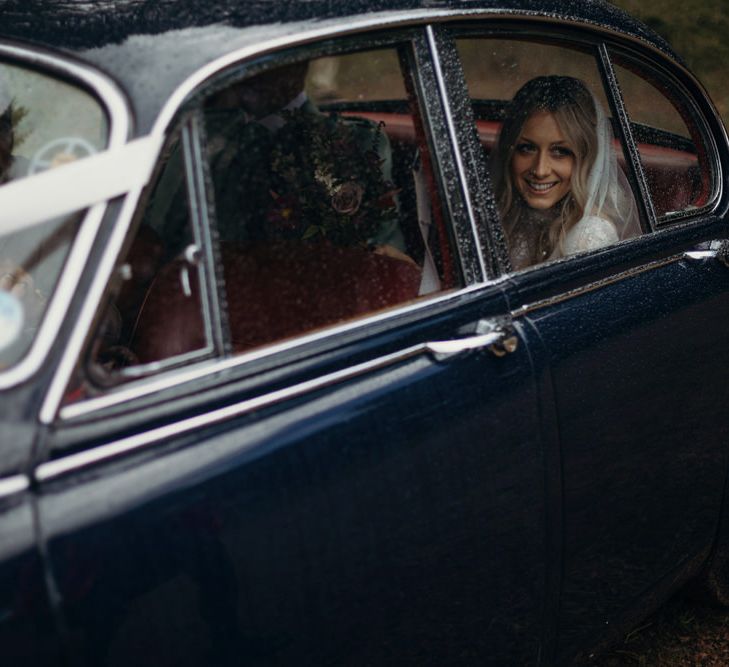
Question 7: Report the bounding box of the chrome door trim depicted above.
[183,117,226,354]
[0,474,30,500]
[510,253,683,318]
[0,44,131,390]
[597,42,657,232]
[602,43,725,228]
[40,325,513,481]
[684,250,718,261]
[57,282,498,421]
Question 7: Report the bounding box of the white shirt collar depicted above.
[258,91,309,132]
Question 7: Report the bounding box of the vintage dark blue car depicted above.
[1,0,729,664]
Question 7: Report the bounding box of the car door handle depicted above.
[683,240,729,267]
[176,243,202,297]
[425,319,519,361]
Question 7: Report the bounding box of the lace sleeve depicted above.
[562,216,619,255]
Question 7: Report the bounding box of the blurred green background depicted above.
[611,0,729,126]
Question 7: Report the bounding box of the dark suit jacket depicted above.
[205,98,406,251]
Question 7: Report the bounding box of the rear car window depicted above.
[610,52,716,220]
[0,61,109,369]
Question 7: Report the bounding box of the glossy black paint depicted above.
[0,0,677,134]
[0,491,61,664]
[41,291,553,666]
[518,239,729,661]
[0,0,674,52]
[0,1,728,666]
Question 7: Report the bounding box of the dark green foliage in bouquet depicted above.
[266,109,399,247]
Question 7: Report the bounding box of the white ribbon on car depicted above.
[0,133,164,235]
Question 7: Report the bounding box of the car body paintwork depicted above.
[0,1,728,665]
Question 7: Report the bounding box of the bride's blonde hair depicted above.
[492,76,600,262]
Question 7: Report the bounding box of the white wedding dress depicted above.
[509,213,620,269]
[552,215,619,259]
[552,89,640,262]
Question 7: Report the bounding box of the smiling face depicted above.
[510,110,575,210]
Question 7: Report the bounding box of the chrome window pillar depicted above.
[411,25,487,284]
[425,25,509,278]
[597,42,657,233]
[182,116,229,355]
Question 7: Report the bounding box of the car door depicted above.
[519,235,729,663]
[33,30,550,666]
[452,24,729,664]
[529,51,729,663]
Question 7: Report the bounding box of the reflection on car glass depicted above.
[612,57,710,217]
[0,71,25,184]
[95,51,459,380]
[0,213,82,368]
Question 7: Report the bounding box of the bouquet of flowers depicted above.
[266,108,399,247]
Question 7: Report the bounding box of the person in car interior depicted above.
[203,60,415,265]
[127,60,426,364]
[490,75,641,270]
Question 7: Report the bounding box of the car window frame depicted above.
[442,21,724,276]
[604,40,723,228]
[444,22,653,269]
[52,25,493,427]
[84,115,225,390]
[43,15,728,431]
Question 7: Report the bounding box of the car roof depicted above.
[0,0,680,134]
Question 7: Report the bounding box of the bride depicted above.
[490,75,641,270]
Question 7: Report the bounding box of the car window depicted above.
[0,61,109,370]
[78,44,460,392]
[83,126,212,384]
[203,49,458,354]
[456,38,642,272]
[610,53,715,220]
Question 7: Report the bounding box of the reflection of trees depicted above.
[9,105,28,150]
[611,0,729,126]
